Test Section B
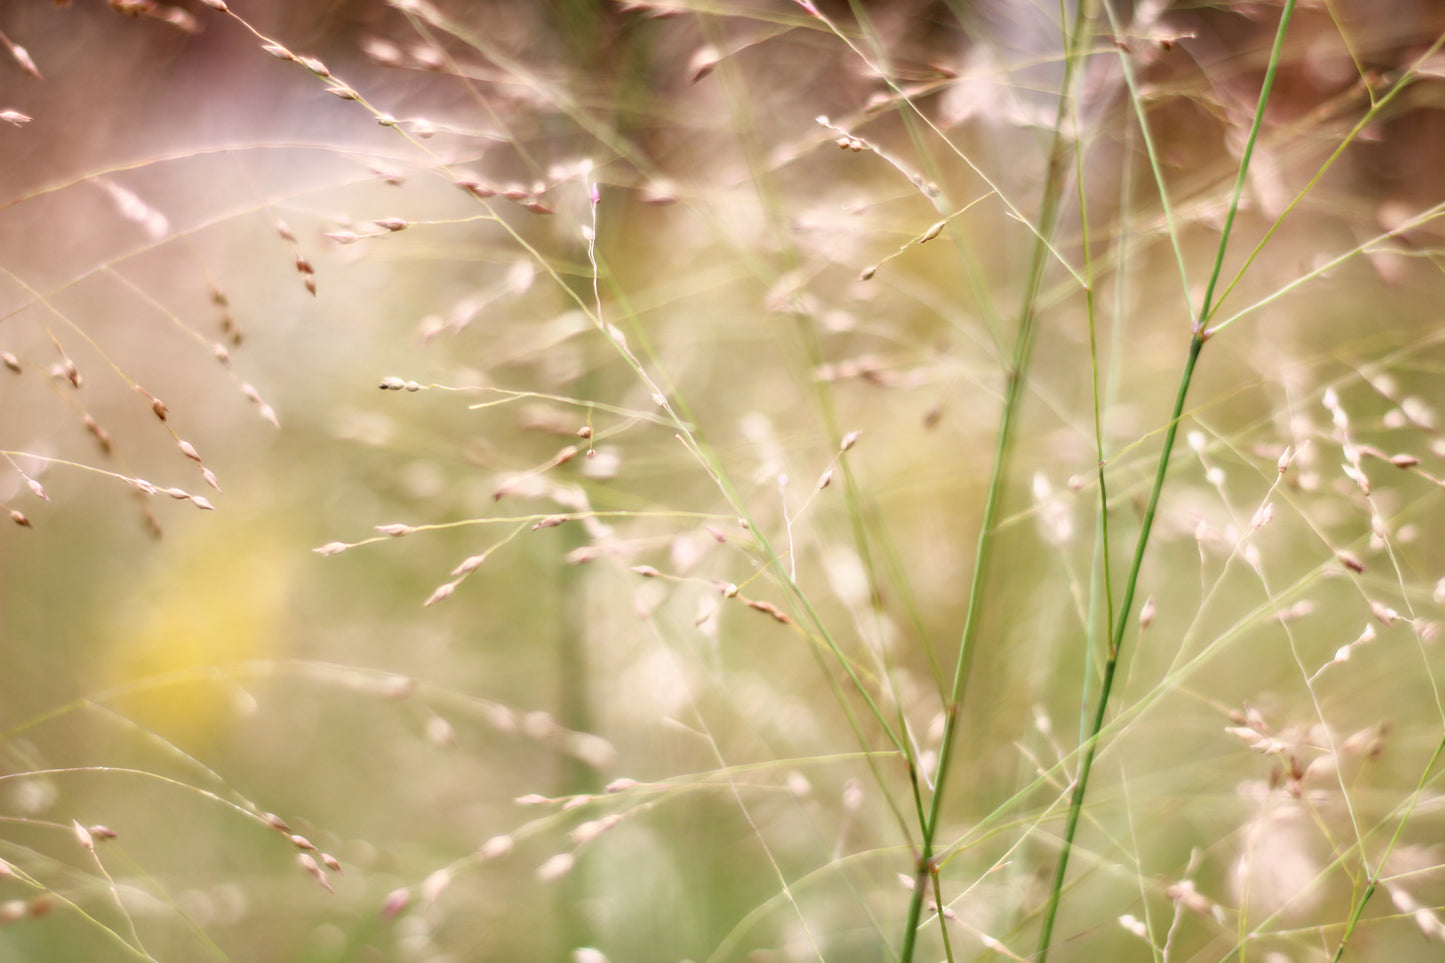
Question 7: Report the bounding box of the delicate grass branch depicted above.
[900,4,1096,960]
[1035,4,1297,959]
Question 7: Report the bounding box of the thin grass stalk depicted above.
[840,0,1007,712]
[688,13,944,863]
[1033,3,1298,959]
[1099,0,1192,298]
[1205,28,1445,332]
[897,5,1095,959]
[1076,14,1115,750]
[1331,731,1445,959]
[584,244,935,883]
[592,212,922,770]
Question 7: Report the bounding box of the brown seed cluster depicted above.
[106,0,199,32]
[251,811,343,895]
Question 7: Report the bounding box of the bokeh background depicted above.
[3,1,1445,960]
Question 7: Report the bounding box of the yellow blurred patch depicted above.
[103,512,296,742]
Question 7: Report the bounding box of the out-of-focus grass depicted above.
[3,2,1445,961]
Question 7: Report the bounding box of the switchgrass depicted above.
[4,1,1445,960]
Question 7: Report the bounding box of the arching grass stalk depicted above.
[1033,3,1298,959]
[1331,731,1445,960]
[897,3,1096,959]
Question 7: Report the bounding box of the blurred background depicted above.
[3,1,1445,960]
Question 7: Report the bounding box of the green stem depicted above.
[1331,731,1445,960]
[898,4,1094,958]
[1033,3,1297,958]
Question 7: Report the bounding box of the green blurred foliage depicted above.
[2,1,1445,961]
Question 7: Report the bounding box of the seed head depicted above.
[9,45,40,79]
[83,415,112,454]
[1250,502,1275,531]
[425,715,454,746]
[456,176,496,198]
[72,821,94,853]
[689,44,720,82]
[297,55,330,77]
[479,834,513,859]
[362,38,404,67]
[570,814,621,845]
[1139,595,1156,629]
[535,853,575,881]
[379,675,414,699]
[452,554,487,576]
[59,357,81,388]
[1370,600,1400,624]
[744,597,793,624]
[381,888,410,919]
[297,853,333,893]
[421,868,452,903]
